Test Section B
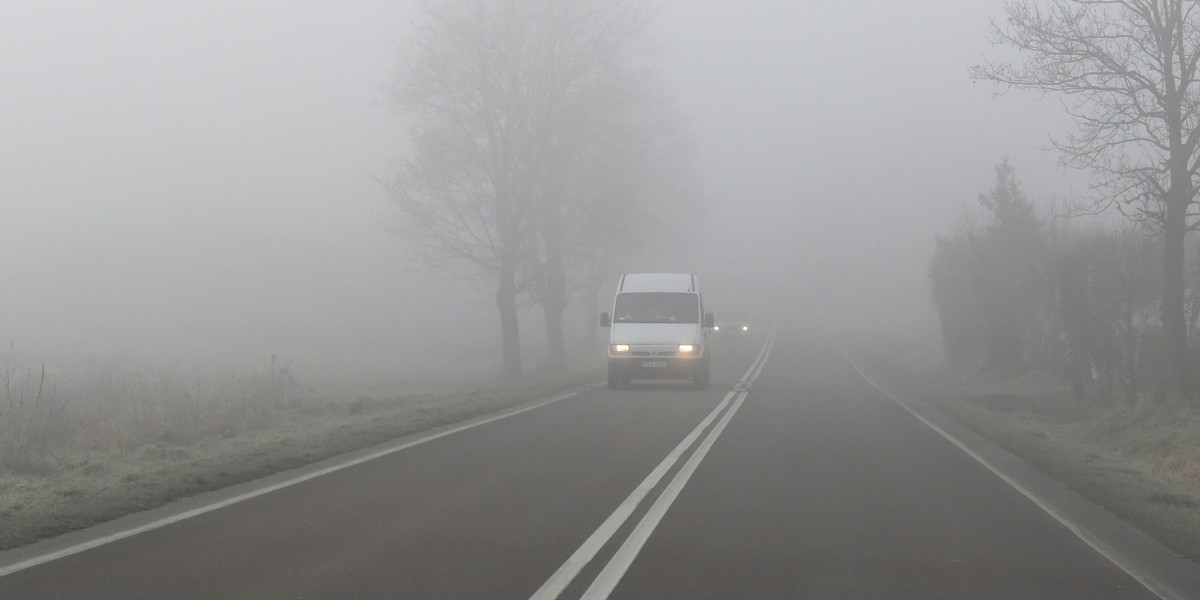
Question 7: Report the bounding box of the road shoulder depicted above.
[840,346,1200,600]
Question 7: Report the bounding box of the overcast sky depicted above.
[0,1,1086,381]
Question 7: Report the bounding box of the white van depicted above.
[600,273,714,389]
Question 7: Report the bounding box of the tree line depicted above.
[967,0,1200,401]
[384,0,690,380]
[930,160,1190,404]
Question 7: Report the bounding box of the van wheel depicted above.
[692,367,709,390]
[608,365,624,389]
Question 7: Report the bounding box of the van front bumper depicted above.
[608,354,705,380]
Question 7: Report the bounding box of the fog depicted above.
[1,1,1088,385]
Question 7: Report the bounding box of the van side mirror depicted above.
[600,312,611,328]
[703,312,714,328]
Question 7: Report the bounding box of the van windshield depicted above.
[613,292,699,324]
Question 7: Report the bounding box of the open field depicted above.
[0,361,599,552]
[854,337,1200,562]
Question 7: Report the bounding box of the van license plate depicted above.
[641,361,667,368]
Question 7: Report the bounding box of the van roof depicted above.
[618,273,698,293]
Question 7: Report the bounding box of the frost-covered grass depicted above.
[0,356,307,471]
[0,361,599,552]
[852,337,1200,562]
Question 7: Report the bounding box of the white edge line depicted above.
[0,384,594,579]
[835,344,1179,600]
[580,392,748,600]
[527,391,737,600]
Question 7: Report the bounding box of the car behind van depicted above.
[714,311,752,340]
[600,273,713,389]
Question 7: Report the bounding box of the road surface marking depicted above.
[527,391,737,600]
[836,345,1180,600]
[533,324,776,599]
[581,390,748,599]
[0,384,594,579]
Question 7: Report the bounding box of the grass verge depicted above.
[852,337,1200,562]
[0,370,599,552]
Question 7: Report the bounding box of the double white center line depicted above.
[531,325,777,600]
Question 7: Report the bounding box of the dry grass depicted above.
[1,355,305,472]
[0,357,599,552]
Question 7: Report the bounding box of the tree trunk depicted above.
[496,278,522,382]
[540,240,568,372]
[1163,112,1192,401]
[1122,312,1139,407]
[1162,204,1190,399]
[542,300,566,370]
[583,257,608,356]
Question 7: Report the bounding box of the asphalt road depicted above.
[0,324,1193,599]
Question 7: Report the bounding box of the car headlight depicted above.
[611,344,630,353]
[712,325,720,331]
[679,344,696,353]
[742,326,749,331]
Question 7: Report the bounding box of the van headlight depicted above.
[678,344,696,353]
[611,344,630,353]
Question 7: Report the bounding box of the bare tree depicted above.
[388,0,688,377]
[974,0,1200,399]
[569,99,695,356]
[518,0,674,370]
[387,0,550,380]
